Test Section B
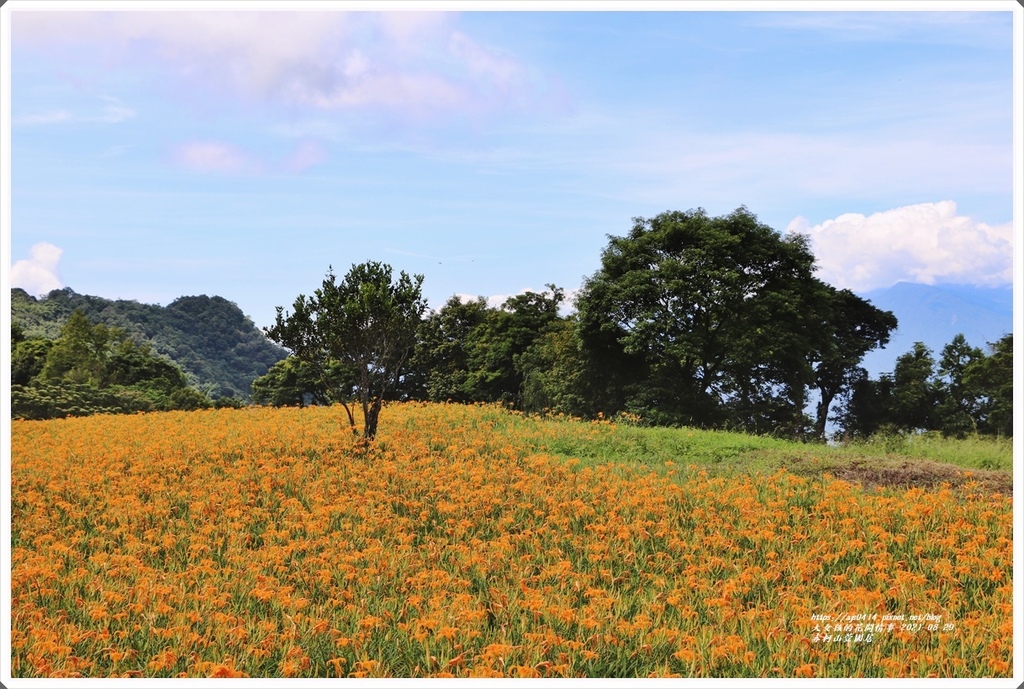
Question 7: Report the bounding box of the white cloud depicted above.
[98,98,136,123]
[14,11,539,119]
[284,141,329,173]
[174,141,262,175]
[13,110,73,125]
[173,138,332,175]
[787,201,1013,292]
[14,96,135,126]
[11,242,64,296]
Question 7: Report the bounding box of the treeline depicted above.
[12,206,1011,440]
[253,206,1013,441]
[254,290,1011,442]
[838,334,1012,439]
[11,310,242,420]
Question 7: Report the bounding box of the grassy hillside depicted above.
[11,287,286,399]
[10,403,1012,678]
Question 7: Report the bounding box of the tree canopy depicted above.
[264,262,427,439]
[10,308,215,420]
[574,207,896,436]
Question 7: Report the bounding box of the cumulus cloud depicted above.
[11,242,64,295]
[14,11,538,119]
[456,292,515,309]
[787,201,1013,292]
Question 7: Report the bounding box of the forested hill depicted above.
[11,288,286,399]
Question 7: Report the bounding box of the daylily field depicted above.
[9,403,1014,678]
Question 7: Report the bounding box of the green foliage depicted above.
[9,308,212,420]
[409,295,491,403]
[465,287,565,406]
[11,321,26,347]
[934,334,984,438]
[809,288,897,439]
[41,310,115,385]
[11,287,285,400]
[516,316,594,417]
[833,368,893,439]
[837,333,1012,440]
[11,337,53,386]
[168,387,213,412]
[889,342,940,432]
[162,295,285,398]
[251,356,353,408]
[265,262,427,439]
[10,381,159,420]
[574,206,890,436]
[963,334,1012,437]
[407,287,573,412]
[106,338,188,394]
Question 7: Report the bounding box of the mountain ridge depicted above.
[857,281,1013,377]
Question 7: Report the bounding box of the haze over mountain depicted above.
[857,282,1013,377]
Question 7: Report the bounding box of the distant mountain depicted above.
[857,282,1013,377]
[11,288,287,399]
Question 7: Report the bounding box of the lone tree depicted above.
[265,262,427,440]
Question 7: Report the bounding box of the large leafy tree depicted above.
[577,207,842,433]
[810,287,897,439]
[464,287,565,407]
[836,333,1012,440]
[409,295,492,403]
[515,314,610,417]
[408,288,567,408]
[934,334,984,438]
[964,334,1013,437]
[264,262,427,440]
[11,337,53,387]
[833,367,894,439]
[41,309,116,385]
[888,342,940,433]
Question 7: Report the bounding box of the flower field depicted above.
[9,403,1014,678]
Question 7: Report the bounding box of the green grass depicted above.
[840,431,1013,471]
[491,411,1014,491]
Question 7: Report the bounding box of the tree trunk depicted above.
[815,387,836,440]
[364,398,383,439]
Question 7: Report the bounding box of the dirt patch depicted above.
[792,457,1013,497]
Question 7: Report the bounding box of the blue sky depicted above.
[4,2,1019,331]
